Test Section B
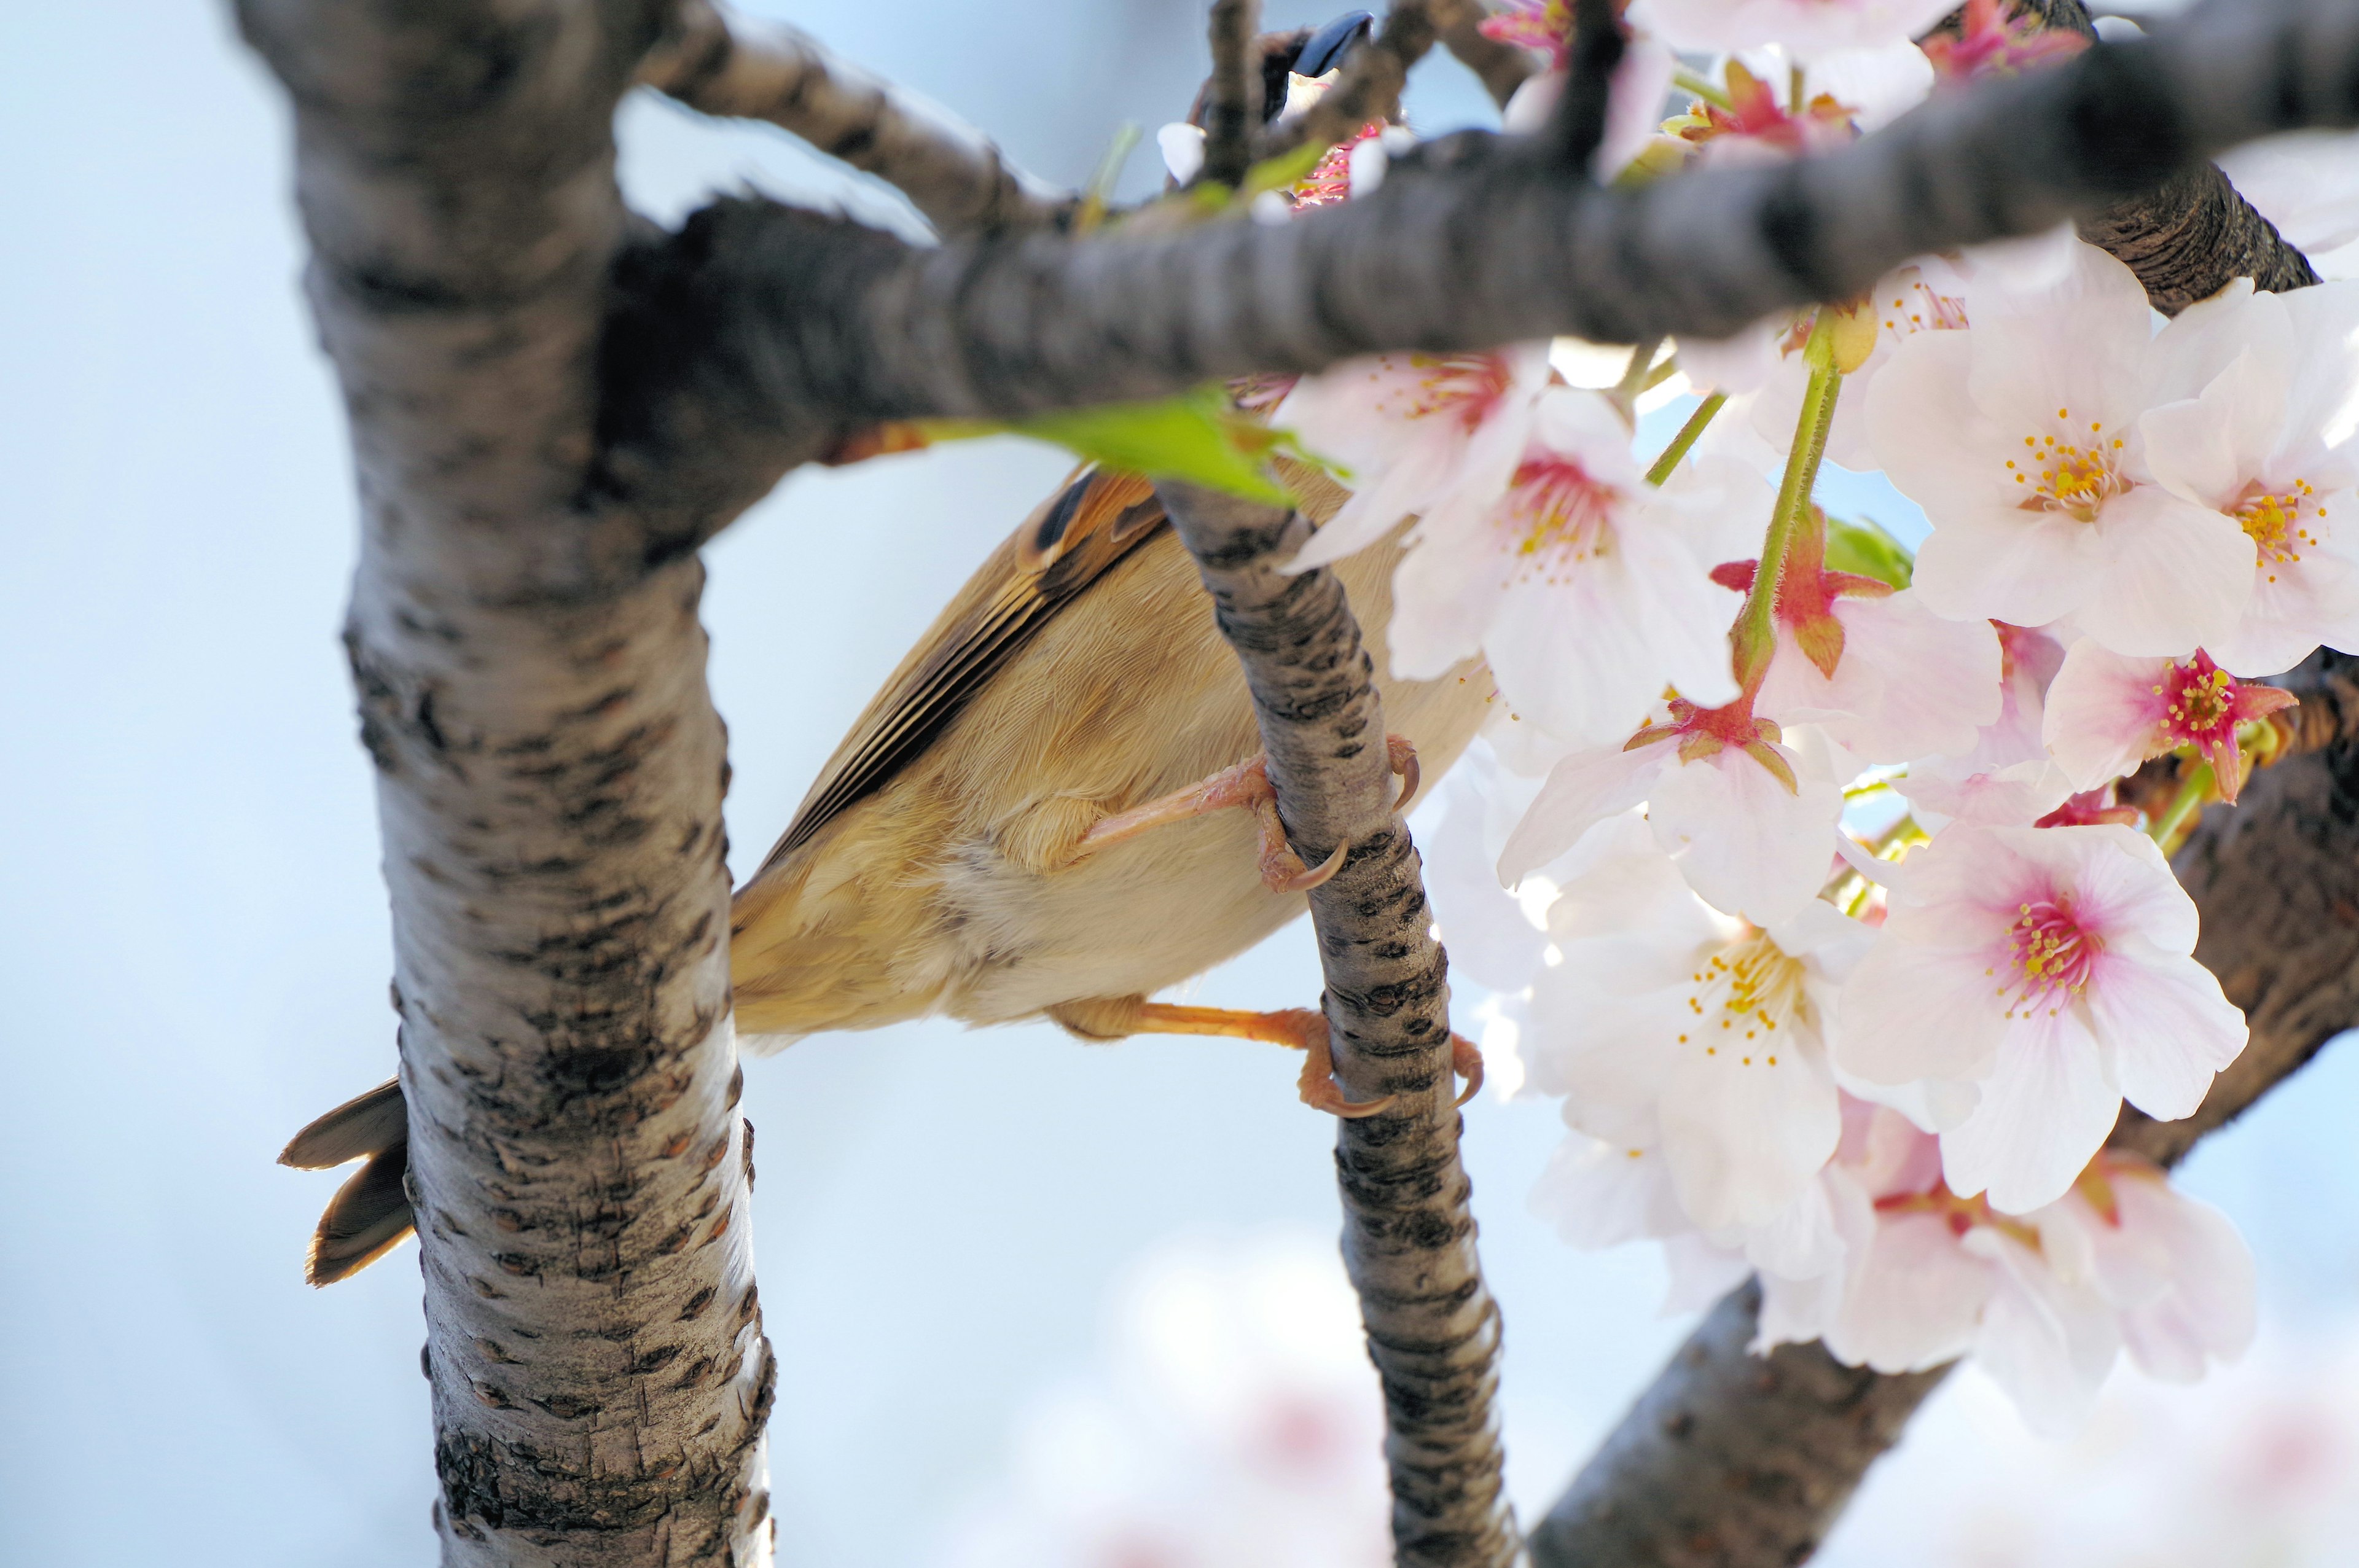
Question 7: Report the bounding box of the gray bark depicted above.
[1200,0,1264,189]
[636,1,1073,236]
[235,0,772,1559]
[1528,654,2359,1568]
[595,0,2359,532]
[1157,483,1514,1568]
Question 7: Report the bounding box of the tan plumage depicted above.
[727,461,1495,1047]
[286,461,1495,1282]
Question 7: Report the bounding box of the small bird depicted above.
[286,461,1495,1282]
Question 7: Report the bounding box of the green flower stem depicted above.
[1672,68,1733,109]
[1644,392,1727,488]
[2148,760,2216,849]
[1734,314,1843,692]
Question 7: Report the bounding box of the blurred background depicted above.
[2,2,2353,1564]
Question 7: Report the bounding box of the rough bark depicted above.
[1527,654,2359,1568]
[638,0,1072,236]
[2003,0,2323,310]
[235,1,772,1560]
[1156,483,1515,1568]
[1200,0,1264,189]
[598,0,2359,525]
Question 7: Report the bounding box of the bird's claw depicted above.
[1270,1008,1397,1120]
[1450,1031,1484,1108]
[1387,733,1420,812]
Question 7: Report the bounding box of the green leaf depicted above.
[920,388,1299,504]
[1824,515,1915,590]
[1240,139,1328,199]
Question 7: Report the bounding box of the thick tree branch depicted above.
[1994,0,2322,309]
[599,0,2359,536]
[1156,482,1516,1568]
[1526,658,2359,1568]
[637,0,1074,235]
[237,0,773,1559]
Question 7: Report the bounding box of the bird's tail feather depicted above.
[280,1077,414,1286]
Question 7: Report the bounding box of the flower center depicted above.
[1379,352,1514,430]
[1874,1184,2044,1249]
[2006,411,2128,522]
[1673,929,1810,1067]
[2233,478,2325,580]
[1998,896,2098,1018]
[1500,454,1621,579]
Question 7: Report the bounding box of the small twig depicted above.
[1202,0,1265,187]
[1263,0,1441,158]
[1156,482,1517,1568]
[637,0,1074,235]
[1544,0,1624,171]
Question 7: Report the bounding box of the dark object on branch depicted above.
[1545,0,1625,172]
[1157,483,1516,1568]
[1528,658,2359,1568]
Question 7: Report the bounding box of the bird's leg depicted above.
[1119,1002,1484,1117]
[1073,735,1421,894]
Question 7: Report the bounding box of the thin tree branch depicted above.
[1544,0,1624,171]
[597,0,2359,540]
[1263,0,1442,158]
[1527,654,2359,1568]
[1201,0,1266,188]
[1156,482,1516,1568]
[1432,0,1540,111]
[235,0,773,1558]
[638,0,1075,235]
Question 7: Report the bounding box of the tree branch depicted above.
[1200,0,1265,189]
[1526,652,2359,1568]
[1156,482,1516,1568]
[598,0,2359,536]
[1433,0,1539,111]
[1264,0,1441,159]
[236,0,774,1558]
[1987,0,2322,310]
[637,0,1074,236]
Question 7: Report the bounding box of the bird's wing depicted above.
[753,466,1169,873]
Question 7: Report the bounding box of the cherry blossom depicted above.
[2048,1153,2257,1384]
[2217,130,2359,262]
[1632,0,1958,58]
[1486,0,1678,179]
[1280,344,1552,572]
[1750,262,1970,470]
[1717,533,2004,763]
[1500,698,1847,926]
[2041,641,2298,802]
[1920,0,2087,83]
[2137,279,2359,675]
[1383,388,1746,740]
[1836,823,2245,1213]
[1896,622,2076,826]
[1866,240,2258,657]
[1513,817,1869,1230]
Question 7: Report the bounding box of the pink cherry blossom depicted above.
[1866,240,2258,656]
[2047,1153,2257,1384]
[1280,344,1552,572]
[1385,387,1744,741]
[1920,0,2087,82]
[1750,260,1970,470]
[1500,698,1847,926]
[2137,279,2359,675]
[1514,817,1869,1231]
[2041,641,2298,802]
[1835,823,2245,1213]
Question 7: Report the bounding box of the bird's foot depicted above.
[1073,735,1419,895]
[1116,1001,1484,1117]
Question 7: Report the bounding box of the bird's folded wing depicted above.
[753,466,1168,872]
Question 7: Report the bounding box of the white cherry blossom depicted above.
[2137,279,2359,675]
[1896,622,2076,827]
[1280,344,1552,572]
[1836,823,2246,1213]
[1500,706,1846,926]
[1514,817,1869,1231]
[2046,1153,2257,1385]
[1867,240,2256,656]
[1386,389,1747,740]
[1632,0,1957,58]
